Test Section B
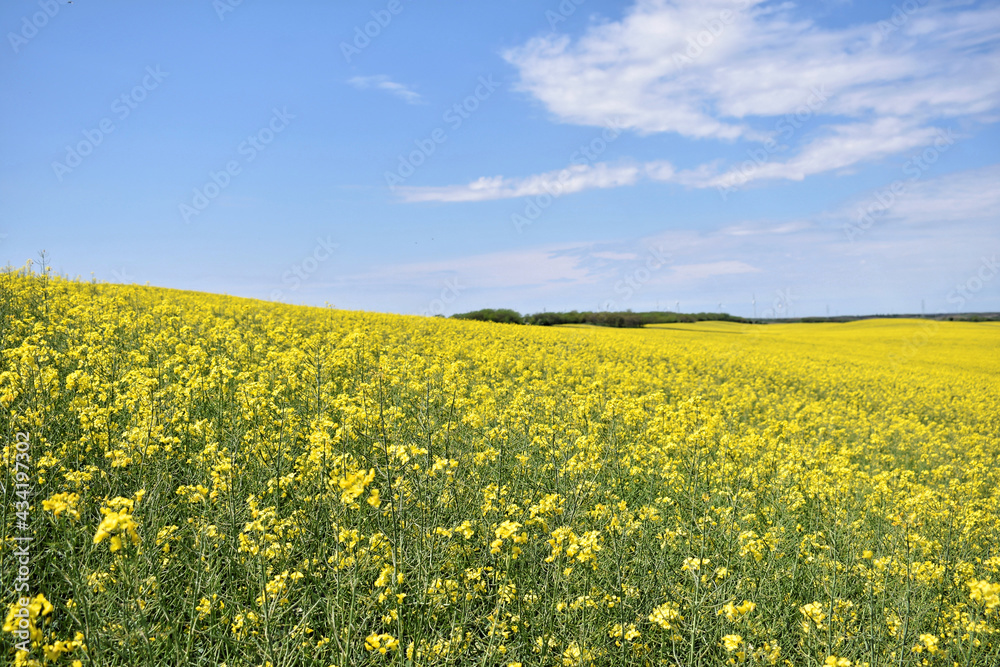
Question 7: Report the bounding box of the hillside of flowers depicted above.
[1,268,999,666]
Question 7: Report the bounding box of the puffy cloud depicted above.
[403,0,1000,202]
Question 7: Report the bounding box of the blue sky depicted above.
[2,0,998,318]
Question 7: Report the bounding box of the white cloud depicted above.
[506,0,1000,137]
[885,166,1000,226]
[698,118,946,190]
[398,162,642,202]
[834,163,1000,234]
[591,251,639,260]
[348,75,423,105]
[720,221,810,237]
[394,119,958,201]
[403,0,1000,202]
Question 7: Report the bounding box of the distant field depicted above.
[2,273,999,666]
[648,318,1000,377]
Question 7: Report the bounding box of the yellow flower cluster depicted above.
[969,579,1000,612]
[718,600,756,622]
[649,601,682,630]
[545,526,601,568]
[338,468,375,505]
[364,632,399,654]
[2,594,86,666]
[3,594,52,644]
[92,495,143,553]
[800,601,827,633]
[41,492,80,520]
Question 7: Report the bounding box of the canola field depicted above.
[1,270,999,667]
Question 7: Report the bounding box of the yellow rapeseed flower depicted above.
[649,601,682,630]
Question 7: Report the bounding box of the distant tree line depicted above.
[449,308,1000,326]
[450,308,525,325]
[451,309,749,328]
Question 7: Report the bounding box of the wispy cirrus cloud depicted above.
[348,75,423,105]
[830,163,1000,233]
[400,0,1000,203]
[397,162,643,202]
[682,118,948,191]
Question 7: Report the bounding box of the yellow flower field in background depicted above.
[1,268,999,666]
